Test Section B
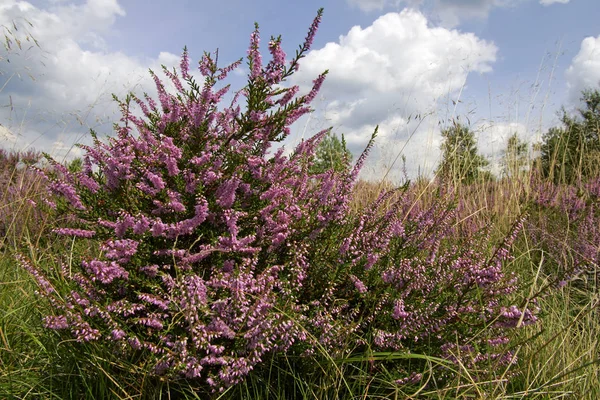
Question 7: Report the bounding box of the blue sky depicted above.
[1,0,599,180]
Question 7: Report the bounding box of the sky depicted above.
[1,0,599,181]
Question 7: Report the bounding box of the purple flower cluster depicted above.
[528,175,600,288]
[0,149,51,247]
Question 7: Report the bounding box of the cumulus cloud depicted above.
[290,9,497,180]
[0,0,186,160]
[474,121,531,175]
[477,122,530,156]
[565,36,600,104]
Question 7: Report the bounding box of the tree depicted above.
[437,121,490,184]
[67,157,83,173]
[309,131,353,174]
[502,133,529,178]
[540,88,600,184]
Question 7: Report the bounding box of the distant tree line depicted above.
[539,89,600,184]
[10,88,600,186]
[434,87,600,185]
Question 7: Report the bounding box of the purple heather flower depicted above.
[392,299,409,320]
[146,171,166,191]
[111,329,126,340]
[395,372,422,386]
[216,59,243,81]
[128,337,142,350]
[52,228,96,238]
[304,73,327,104]
[276,85,300,107]
[16,254,55,295]
[487,336,509,347]
[103,239,139,263]
[48,180,85,210]
[248,26,262,79]
[269,39,286,66]
[82,260,129,284]
[216,177,240,209]
[138,292,170,311]
[349,275,368,294]
[138,317,164,330]
[72,320,101,342]
[139,264,159,277]
[43,315,69,330]
[199,52,216,76]
[301,9,323,52]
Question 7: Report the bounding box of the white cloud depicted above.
[290,9,497,180]
[0,0,190,161]
[565,36,600,104]
[540,0,569,5]
[474,121,530,175]
[477,122,527,158]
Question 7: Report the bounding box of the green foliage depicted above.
[502,133,529,178]
[309,131,352,174]
[437,121,490,184]
[67,157,83,174]
[540,88,600,184]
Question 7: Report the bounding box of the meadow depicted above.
[1,9,600,399]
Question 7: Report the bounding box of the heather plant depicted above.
[530,90,600,285]
[0,149,52,250]
[527,174,600,291]
[16,9,539,396]
[500,172,600,399]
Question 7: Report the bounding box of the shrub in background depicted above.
[528,174,600,291]
[0,149,51,250]
[539,89,600,184]
[309,130,352,174]
[18,9,537,396]
[502,133,529,179]
[437,120,491,185]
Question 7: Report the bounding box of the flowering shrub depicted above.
[528,175,600,290]
[0,149,51,249]
[19,9,537,394]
